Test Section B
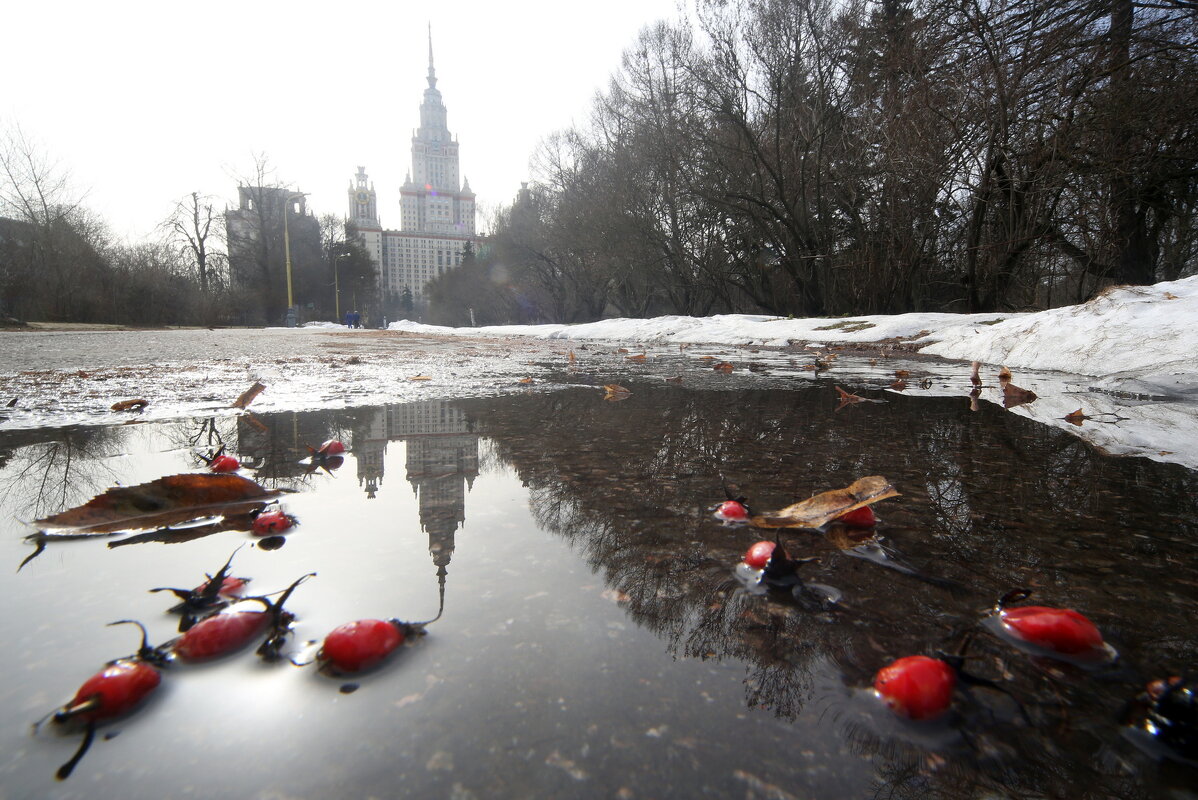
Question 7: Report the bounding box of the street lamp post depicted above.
[333,252,347,322]
[282,192,307,327]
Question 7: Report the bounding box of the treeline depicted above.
[0,135,375,327]
[429,0,1197,325]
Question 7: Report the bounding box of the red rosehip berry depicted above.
[874,655,956,720]
[209,454,240,473]
[999,606,1105,655]
[251,510,294,535]
[173,610,271,661]
[715,500,749,522]
[321,619,403,673]
[835,506,877,527]
[743,541,776,570]
[57,660,162,724]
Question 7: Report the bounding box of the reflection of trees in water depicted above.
[456,385,1198,798]
[0,426,127,521]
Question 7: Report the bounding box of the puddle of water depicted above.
[1,387,1195,798]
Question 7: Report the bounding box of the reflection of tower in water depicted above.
[354,402,479,573]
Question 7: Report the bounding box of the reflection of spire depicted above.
[354,408,388,499]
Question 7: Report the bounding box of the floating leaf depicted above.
[35,473,281,535]
[231,381,265,409]
[752,476,901,529]
[890,379,907,391]
[518,377,534,384]
[1002,383,1037,408]
[1064,408,1088,426]
[567,350,576,364]
[713,361,734,372]
[894,370,910,379]
[626,353,647,362]
[603,384,632,401]
[111,398,148,412]
[408,375,433,381]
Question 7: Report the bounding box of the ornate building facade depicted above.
[349,36,477,310]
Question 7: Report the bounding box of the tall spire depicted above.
[427,23,437,89]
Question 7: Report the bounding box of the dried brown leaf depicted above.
[111,398,149,412]
[752,476,901,529]
[1064,408,1088,426]
[626,353,647,362]
[231,381,266,409]
[408,375,433,381]
[35,473,280,535]
[1002,383,1038,408]
[603,384,632,401]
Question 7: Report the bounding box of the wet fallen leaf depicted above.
[617,347,629,353]
[518,377,534,384]
[603,384,632,401]
[894,370,910,379]
[626,353,647,362]
[665,375,683,383]
[408,375,433,381]
[1064,408,1088,425]
[890,379,907,391]
[1002,383,1038,408]
[1164,292,1179,300]
[231,381,265,409]
[998,366,1013,382]
[111,398,148,412]
[835,386,861,402]
[751,476,901,529]
[568,350,576,364]
[713,361,734,372]
[699,355,716,361]
[34,473,281,535]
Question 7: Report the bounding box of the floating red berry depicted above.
[715,500,749,522]
[209,454,240,473]
[251,510,295,535]
[743,541,776,570]
[171,574,313,662]
[318,439,346,456]
[873,655,956,720]
[150,548,249,631]
[999,605,1105,656]
[173,609,270,661]
[45,620,165,780]
[320,619,404,673]
[835,506,877,527]
[57,659,161,725]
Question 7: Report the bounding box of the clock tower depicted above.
[348,166,379,227]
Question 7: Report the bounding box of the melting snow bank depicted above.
[392,276,1198,396]
[919,277,1198,397]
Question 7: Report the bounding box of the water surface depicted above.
[1,384,1195,798]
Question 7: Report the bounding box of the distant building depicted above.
[350,32,477,310]
[224,186,321,322]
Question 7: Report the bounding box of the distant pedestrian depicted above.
[351,310,361,329]
[344,310,353,328]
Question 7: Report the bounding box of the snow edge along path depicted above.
[391,275,1198,396]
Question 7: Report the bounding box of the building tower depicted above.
[350,27,477,315]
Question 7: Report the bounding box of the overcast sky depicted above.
[2,0,685,241]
